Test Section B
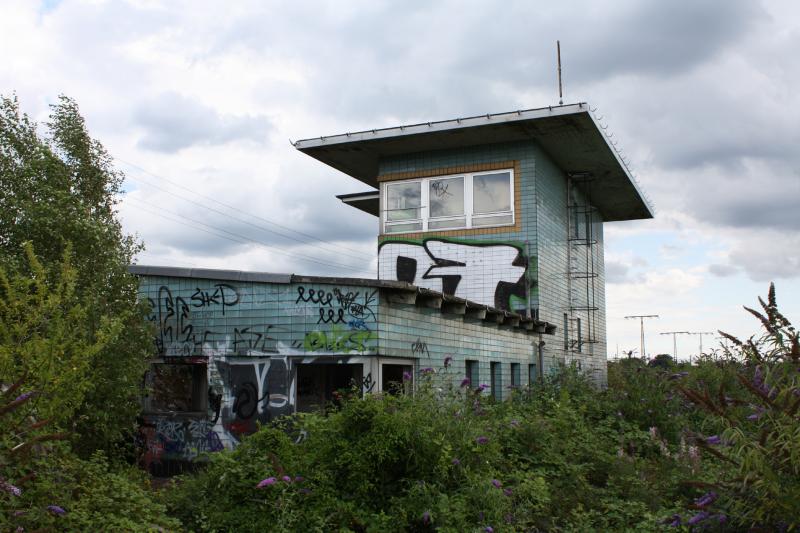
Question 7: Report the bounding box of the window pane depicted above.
[473,172,511,214]
[385,221,422,233]
[429,217,466,230]
[472,214,513,226]
[429,177,464,218]
[386,182,421,221]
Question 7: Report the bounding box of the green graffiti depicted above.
[303,327,377,353]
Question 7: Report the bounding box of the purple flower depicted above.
[282,475,292,483]
[477,384,489,392]
[256,477,277,488]
[491,479,502,488]
[294,476,304,482]
[422,511,431,525]
[460,377,471,388]
[451,458,461,466]
[47,505,66,515]
[753,365,764,387]
[444,356,453,368]
[420,367,434,375]
[510,419,520,428]
[664,514,681,527]
[1,480,21,497]
[694,491,718,508]
[13,391,35,403]
[476,436,489,445]
[715,514,727,524]
[747,405,765,421]
[503,488,513,497]
[298,488,312,495]
[484,527,494,533]
[402,371,412,381]
[705,435,722,445]
[687,511,710,526]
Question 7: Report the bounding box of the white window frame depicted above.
[381,168,514,234]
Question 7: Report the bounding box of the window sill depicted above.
[381,221,517,238]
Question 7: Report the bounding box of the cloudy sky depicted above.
[2,0,798,359]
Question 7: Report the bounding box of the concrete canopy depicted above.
[295,103,653,222]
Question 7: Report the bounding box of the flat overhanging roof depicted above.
[336,190,379,216]
[295,103,653,222]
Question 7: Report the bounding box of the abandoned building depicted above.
[132,102,652,473]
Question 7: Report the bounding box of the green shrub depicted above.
[673,284,800,530]
[165,369,690,532]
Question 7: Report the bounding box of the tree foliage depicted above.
[0,250,177,531]
[0,94,151,454]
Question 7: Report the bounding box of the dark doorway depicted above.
[296,363,363,412]
[382,363,412,394]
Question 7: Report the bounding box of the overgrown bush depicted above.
[164,285,798,532]
[0,249,178,531]
[671,284,800,530]
[165,366,690,531]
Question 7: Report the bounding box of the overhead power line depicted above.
[115,157,375,262]
[123,197,366,274]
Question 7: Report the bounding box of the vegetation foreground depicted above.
[5,286,797,532]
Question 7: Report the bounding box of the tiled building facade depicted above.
[132,267,542,473]
[297,103,651,386]
[135,103,651,472]
[373,141,607,380]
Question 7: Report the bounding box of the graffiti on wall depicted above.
[146,284,278,357]
[139,279,381,471]
[411,338,430,358]
[378,238,532,311]
[300,327,376,353]
[140,416,225,469]
[295,286,377,325]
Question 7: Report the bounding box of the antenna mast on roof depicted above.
[557,40,564,105]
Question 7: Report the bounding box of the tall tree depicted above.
[0,95,151,454]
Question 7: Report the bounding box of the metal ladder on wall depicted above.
[565,173,599,366]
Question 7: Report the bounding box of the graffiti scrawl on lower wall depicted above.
[137,277,383,472]
[378,238,533,311]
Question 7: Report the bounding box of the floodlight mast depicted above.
[660,331,692,362]
[687,331,715,358]
[624,315,659,359]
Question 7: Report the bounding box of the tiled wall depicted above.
[378,301,539,398]
[139,276,380,358]
[377,139,608,384]
[378,141,539,315]
[136,273,539,471]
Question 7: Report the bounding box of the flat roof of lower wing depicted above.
[295,103,653,222]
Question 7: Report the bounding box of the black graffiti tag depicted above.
[191,284,240,315]
[318,308,346,325]
[295,286,333,307]
[151,286,193,355]
[411,338,430,358]
[232,326,278,353]
[431,181,452,198]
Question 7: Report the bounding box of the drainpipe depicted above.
[524,240,533,319]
